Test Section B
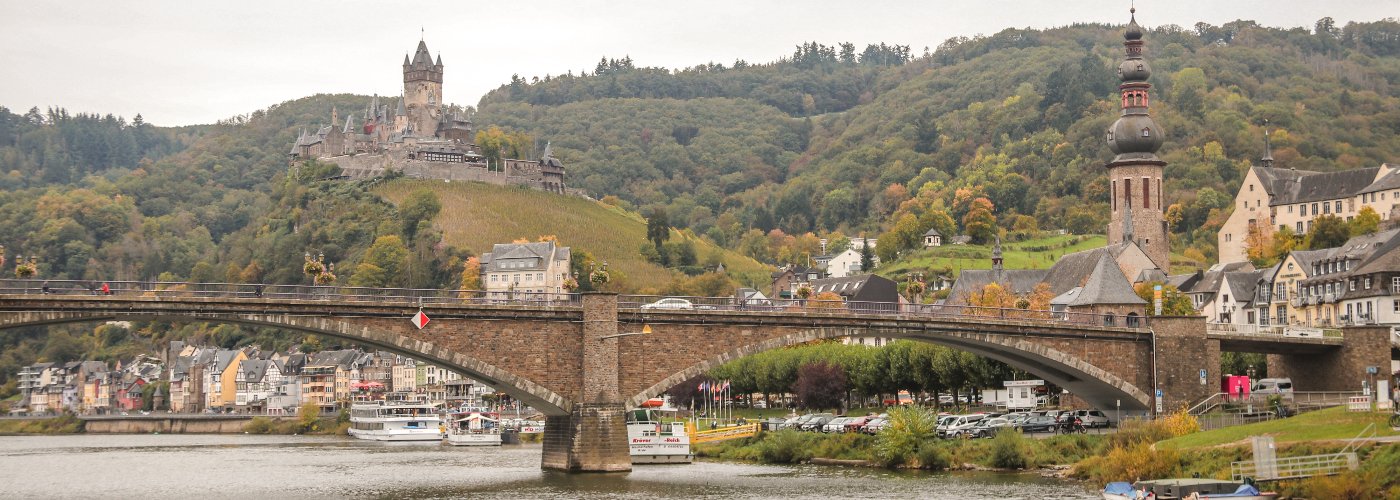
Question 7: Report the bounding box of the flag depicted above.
[721,381,731,391]
[698,381,709,392]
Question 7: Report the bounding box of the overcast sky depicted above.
[1,0,1391,126]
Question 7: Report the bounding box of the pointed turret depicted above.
[412,40,433,68]
[541,141,554,159]
[331,106,338,127]
[435,53,443,67]
[342,114,355,134]
[396,95,406,116]
[403,54,411,66]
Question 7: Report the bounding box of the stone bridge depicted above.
[0,286,1387,472]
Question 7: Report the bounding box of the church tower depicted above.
[1105,8,1169,271]
[403,39,444,138]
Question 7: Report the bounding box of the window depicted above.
[1365,277,1372,289]
[1249,184,1254,192]
[1225,233,1232,242]
[1350,280,1356,291]
[1312,203,1319,214]
[1111,180,1116,211]
[1296,222,1304,232]
[1124,179,1132,208]
[1335,201,1342,213]
[1143,177,1150,209]
[1393,277,1400,294]
[1323,202,1331,214]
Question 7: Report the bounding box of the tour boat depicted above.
[347,398,444,442]
[1103,479,1277,499]
[445,407,502,446]
[626,407,692,464]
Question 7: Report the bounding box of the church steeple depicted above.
[1260,119,1275,168]
[1105,7,1170,271]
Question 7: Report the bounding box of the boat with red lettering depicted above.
[626,407,692,464]
[445,406,502,446]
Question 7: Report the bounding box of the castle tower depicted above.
[403,40,444,138]
[1104,8,1169,271]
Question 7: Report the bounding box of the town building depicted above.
[479,241,572,298]
[1217,131,1400,263]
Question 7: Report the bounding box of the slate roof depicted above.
[240,360,271,382]
[1266,166,1382,206]
[923,228,941,237]
[1065,254,1146,305]
[307,350,360,369]
[809,274,900,303]
[944,269,1048,305]
[1322,228,1400,277]
[1223,270,1266,304]
[1356,164,1400,195]
[480,242,571,272]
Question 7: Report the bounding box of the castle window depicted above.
[1249,184,1254,192]
[1143,177,1150,209]
[1111,180,1117,211]
[1124,179,1132,208]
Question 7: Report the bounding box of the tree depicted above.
[860,240,876,272]
[399,189,441,239]
[1303,215,1350,249]
[460,256,481,290]
[1134,281,1195,316]
[966,283,1017,313]
[646,207,670,252]
[809,291,844,309]
[793,361,847,411]
[349,235,408,287]
[963,206,997,245]
[1351,206,1380,236]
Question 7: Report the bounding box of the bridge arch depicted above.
[624,325,1150,412]
[0,309,573,416]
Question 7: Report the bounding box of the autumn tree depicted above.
[1351,206,1380,236]
[794,361,847,412]
[966,282,1017,314]
[1133,281,1195,316]
[1303,215,1350,249]
[809,291,845,309]
[460,256,481,290]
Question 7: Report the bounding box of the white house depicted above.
[480,241,573,298]
[825,248,878,278]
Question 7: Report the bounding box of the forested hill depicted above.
[476,19,1400,265]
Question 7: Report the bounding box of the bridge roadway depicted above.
[1,279,1388,472]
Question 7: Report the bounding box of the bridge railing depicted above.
[1205,322,1342,338]
[0,279,1144,328]
[617,294,1145,328]
[0,279,582,308]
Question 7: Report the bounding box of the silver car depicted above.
[640,298,694,310]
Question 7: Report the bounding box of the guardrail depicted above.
[0,279,1146,330]
[619,294,1147,328]
[1231,452,1358,481]
[689,422,760,444]
[1205,323,1342,338]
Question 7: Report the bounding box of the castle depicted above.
[289,39,567,194]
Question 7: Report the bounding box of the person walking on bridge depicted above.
[101,282,110,295]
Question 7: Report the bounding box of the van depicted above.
[938,414,986,438]
[1251,378,1294,399]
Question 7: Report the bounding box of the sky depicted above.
[1,0,1392,126]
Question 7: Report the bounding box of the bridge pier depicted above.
[1152,316,1218,414]
[540,293,632,473]
[1267,326,1390,392]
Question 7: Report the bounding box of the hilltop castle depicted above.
[289,39,567,194]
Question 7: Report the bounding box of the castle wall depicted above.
[325,153,567,193]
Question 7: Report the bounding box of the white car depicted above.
[640,298,694,310]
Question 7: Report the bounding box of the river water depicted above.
[0,434,1098,499]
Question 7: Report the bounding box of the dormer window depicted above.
[1141,128,1151,137]
[1106,131,1114,142]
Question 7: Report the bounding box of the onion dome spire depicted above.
[1105,6,1164,166]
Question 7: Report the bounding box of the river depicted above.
[0,434,1098,499]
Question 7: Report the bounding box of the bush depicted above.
[757,430,813,463]
[1072,442,1182,484]
[915,441,950,470]
[1300,470,1389,500]
[244,417,275,434]
[990,429,1029,469]
[875,406,939,467]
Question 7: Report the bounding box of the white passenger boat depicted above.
[445,407,502,446]
[626,408,692,464]
[1103,479,1277,499]
[347,398,443,442]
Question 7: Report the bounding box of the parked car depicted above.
[1002,412,1031,424]
[783,414,814,430]
[939,414,986,438]
[801,414,835,431]
[1251,378,1294,399]
[822,417,851,433]
[640,298,694,310]
[761,417,788,431]
[970,417,1013,438]
[862,417,887,434]
[1016,415,1059,433]
[843,416,870,433]
[1073,409,1111,428]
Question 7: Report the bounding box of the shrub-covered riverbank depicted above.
[0,414,84,434]
[697,406,1400,497]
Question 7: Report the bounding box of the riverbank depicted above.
[0,414,83,434]
[698,407,1400,497]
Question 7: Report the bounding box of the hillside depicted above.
[375,179,771,294]
[478,19,1400,267]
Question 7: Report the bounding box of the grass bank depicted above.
[0,414,84,434]
[1156,406,1398,449]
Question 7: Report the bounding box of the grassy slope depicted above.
[1158,406,1400,450]
[375,179,770,292]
